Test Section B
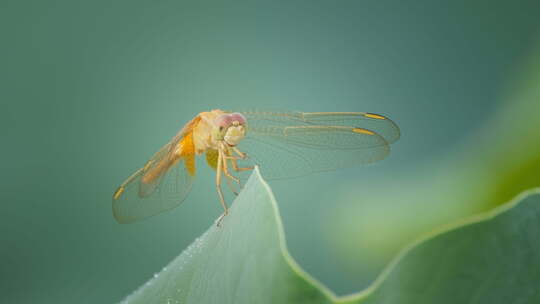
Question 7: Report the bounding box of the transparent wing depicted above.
[241,110,400,144]
[237,111,398,180]
[112,118,199,224]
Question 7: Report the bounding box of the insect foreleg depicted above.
[229,147,254,173]
[220,145,241,186]
[232,147,248,159]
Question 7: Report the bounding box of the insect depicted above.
[112,110,400,225]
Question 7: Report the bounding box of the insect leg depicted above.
[215,149,228,227]
[225,175,239,196]
[220,147,242,187]
[230,147,254,172]
[232,147,248,159]
[220,158,250,190]
[229,157,254,173]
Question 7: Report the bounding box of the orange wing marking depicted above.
[141,116,200,184]
[179,130,196,176]
[363,113,387,120]
[352,128,375,135]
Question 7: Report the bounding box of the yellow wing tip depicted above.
[363,113,387,120]
[113,186,125,200]
[352,128,376,135]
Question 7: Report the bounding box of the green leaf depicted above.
[353,188,540,304]
[121,168,540,304]
[121,167,335,304]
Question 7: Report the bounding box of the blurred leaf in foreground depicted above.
[354,188,540,303]
[120,168,540,304]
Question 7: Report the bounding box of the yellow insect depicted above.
[112,110,400,225]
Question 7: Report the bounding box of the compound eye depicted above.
[229,113,247,125]
[215,114,232,130]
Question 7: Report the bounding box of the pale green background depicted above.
[2,1,540,303]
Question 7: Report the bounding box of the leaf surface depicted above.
[121,168,540,304]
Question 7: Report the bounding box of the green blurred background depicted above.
[2,0,540,303]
